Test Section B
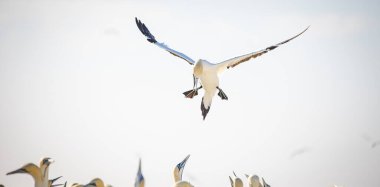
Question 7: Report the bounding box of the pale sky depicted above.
[1,0,380,187]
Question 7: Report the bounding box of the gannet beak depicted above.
[52,184,64,187]
[178,154,190,170]
[85,182,96,187]
[48,158,55,165]
[233,171,237,177]
[6,168,27,175]
[51,176,63,183]
[229,176,233,187]
[135,159,144,187]
[177,154,190,180]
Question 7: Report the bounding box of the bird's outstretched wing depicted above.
[217,26,309,72]
[135,18,195,65]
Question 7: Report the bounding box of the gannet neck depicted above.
[7,163,44,187]
[40,157,54,187]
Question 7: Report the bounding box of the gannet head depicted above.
[245,175,261,187]
[86,178,105,187]
[135,159,144,187]
[173,155,190,182]
[7,163,42,182]
[230,172,243,187]
[40,157,55,167]
[40,157,55,177]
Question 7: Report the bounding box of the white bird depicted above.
[135,18,309,119]
[135,159,145,187]
[40,157,55,187]
[229,171,243,187]
[173,155,190,182]
[244,174,262,187]
[7,163,44,187]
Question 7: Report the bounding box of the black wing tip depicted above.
[135,17,157,43]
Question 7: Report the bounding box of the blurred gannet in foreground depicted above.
[135,17,309,119]
[85,178,105,187]
[244,174,262,187]
[135,159,145,187]
[229,172,243,187]
[40,157,55,187]
[7,163,43,187]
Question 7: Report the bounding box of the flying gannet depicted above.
[135,18,309,119]
[7,163,44,187]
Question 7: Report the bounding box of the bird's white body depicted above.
[194,60,220,110]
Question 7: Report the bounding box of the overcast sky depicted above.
[1,0,380,187]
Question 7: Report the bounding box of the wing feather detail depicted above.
[135,18,195,65]
[217,26,309,71]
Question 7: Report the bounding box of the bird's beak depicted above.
[233,171,237,177]
[178,154,190,171]
[177,154,190,180]
[52,184,64,187]
[229,176,233,187]
[48,158,55,165]
[85,182,96,187]
[6,168,27,175]
[51,176,63,183]
[245,174,249,178]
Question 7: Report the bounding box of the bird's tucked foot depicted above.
[217,87,228,100]
[183,86,203,99]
